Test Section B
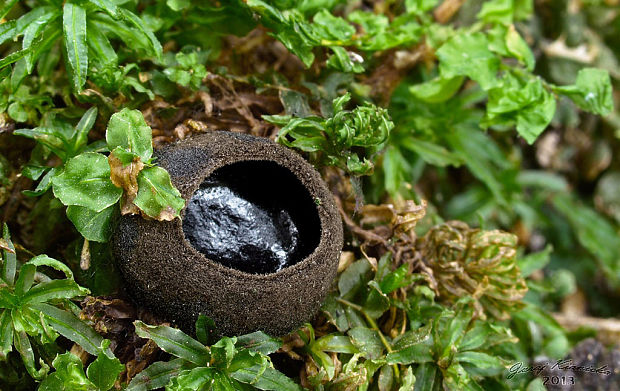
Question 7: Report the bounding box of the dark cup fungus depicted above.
[112,131,343,336]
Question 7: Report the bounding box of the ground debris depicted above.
[79,296,168,385]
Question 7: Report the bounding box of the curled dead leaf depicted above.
[108,150,145,215]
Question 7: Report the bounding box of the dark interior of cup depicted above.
[182,160,322,274]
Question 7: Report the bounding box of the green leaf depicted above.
[442,363,484,391]
[88,0,118,17]
[106,108,153,162]
[0,309,13,358]
[23,167,59,197]
[505,25,534,71]
[378,365,394,391]
[456,351,505,376]
[0,0,18,19]
[14,329,49,380]
[398,366,416,391]
[379,264,416,294]
[27,255,74,279]
[364,280,390,318]
[2,224,17,285]
[135,166,185,220]
[437,33,499,90]
[72,107,98,155]
[118,8,163,59]
[231,365,302,391]
[126,358,191,391]
[134,321,210,365]
[459,321,516,351]
[313,9,355,41]
[348,327,384,359]
[414,363,437,391]
[14,263,36,297]
[166,367,216,390]
[437,299,474,359]
[484,74,556,144]
[195,314,217,346]
[63,2,88,92]
[477,0,515,25]
[326,47,364,73]
[67,204,118,243]
[552,194,620,284]
[87,340,124,391]
[38,352,95,391]
[402,137,462,167]
[313,334,357,354]
[409,76,464,103]
[338,258,372,298]
[211,336,237,368]
[236,331,282,355]
[21,279,89,304]
[386,324,433,364]
[52,152,122,212]
[518,245,552,278]
[555,68,614,116]
[31,302,103,355]
[86,20,118,70]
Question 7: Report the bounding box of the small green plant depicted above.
[0,225,108,380]
[266,93,394,176]
[16,108,185,242]
[38,340,124,391]
[0,0,161,93]
[127,316,301,391]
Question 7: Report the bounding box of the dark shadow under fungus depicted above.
[182,161,321,274]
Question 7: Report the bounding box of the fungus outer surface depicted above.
[182,160,321,274]
[112,131,343,336]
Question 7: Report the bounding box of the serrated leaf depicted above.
[134,321,210,365]
[52,152,122,212]
[27,255,73,279]
[135,166,185,220]
[31,302,103,355]
[14,329,49,379]
[63,2,88,92]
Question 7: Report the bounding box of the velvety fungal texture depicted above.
[112,131,343,336]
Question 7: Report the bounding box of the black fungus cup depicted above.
[111,131,343,336]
